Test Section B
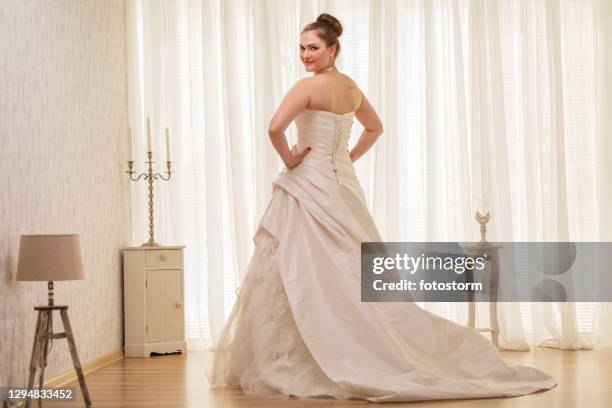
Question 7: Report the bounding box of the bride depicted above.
[207,13,558,403]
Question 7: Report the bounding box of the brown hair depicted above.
[301,13,343,60]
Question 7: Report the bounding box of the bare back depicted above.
[306,72,362,114]
[268,71,383,139]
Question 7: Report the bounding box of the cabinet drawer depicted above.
[145,250,182,269]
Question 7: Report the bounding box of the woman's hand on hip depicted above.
[284,144,312,169]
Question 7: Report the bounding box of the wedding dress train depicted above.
[206,109,558,402]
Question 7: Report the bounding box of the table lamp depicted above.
[16,234,91,407]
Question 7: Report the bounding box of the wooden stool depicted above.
[26,305,91,407]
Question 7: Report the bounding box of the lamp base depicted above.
[3,399,25,407]
[47,281,54,306]
[26,305,91,407]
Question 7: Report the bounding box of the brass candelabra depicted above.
[126,153,172,246]
[126,118,173,247]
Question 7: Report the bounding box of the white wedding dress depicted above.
[206,109,558,402]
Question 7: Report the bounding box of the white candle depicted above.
[146,117,152,152]
[165,127,171,161]
[128,125,133,160]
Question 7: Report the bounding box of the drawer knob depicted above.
[175,300,183,308]
[160,254,167,261]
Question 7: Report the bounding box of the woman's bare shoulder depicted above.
[327,72,357,89]
[311,72,360,93]
[300,72,363,110]
[306,71,355,84]
[339,74,363,108]
[292,76,316,89]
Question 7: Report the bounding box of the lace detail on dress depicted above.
[234,232,275,299]
[269,277,294,367]
[240,368,282,396]
[255,235,278,280]
[252,230,296,368]
[271,329,295,368]
[271,282,290,320]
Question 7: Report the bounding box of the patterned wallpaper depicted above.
[0,0,130,386]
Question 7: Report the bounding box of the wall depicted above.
[0,0,130,386]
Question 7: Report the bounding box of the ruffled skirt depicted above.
[206,180,558,403]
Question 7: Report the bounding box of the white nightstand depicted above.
[123,245,186,357]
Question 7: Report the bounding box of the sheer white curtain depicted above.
[125,0,612,351]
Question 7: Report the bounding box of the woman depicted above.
[207,13,557,403]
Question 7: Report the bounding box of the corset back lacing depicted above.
[332,117,342,185]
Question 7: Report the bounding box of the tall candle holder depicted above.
[126,152,172,247]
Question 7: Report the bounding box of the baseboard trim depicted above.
[44,348,124,387]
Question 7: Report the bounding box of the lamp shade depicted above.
[16,234,85,281]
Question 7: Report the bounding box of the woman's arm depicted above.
[268,79,313,168]
[349,90,384,162]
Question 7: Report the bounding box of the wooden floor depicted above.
[35,347,612,407]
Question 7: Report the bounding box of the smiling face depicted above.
[300,30,336,73]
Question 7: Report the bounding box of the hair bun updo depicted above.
[302,13,344,60]
[316,13,343,37]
